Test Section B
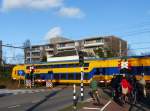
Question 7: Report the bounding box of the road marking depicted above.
[100,100,111,111]
[85,98,93,102]
[8,104,20,109]
[83,107,101,110]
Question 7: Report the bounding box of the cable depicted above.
[1,44,24,49]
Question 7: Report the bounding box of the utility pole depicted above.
[30,44,32,63]
[1,42,24,64]
[0,40,2,65]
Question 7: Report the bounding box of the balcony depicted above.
[84,42,104,47]
[45,48,54,51]
[26,50,40,53]
[57,45,75,50]
[26,55,41,59]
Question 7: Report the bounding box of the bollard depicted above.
[73,84,77,111]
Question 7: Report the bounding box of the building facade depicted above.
[24,36,127,63]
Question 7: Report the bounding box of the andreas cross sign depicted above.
[118,59,131,70]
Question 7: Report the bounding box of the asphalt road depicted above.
[0,86,149,111]
[0,86,90,111]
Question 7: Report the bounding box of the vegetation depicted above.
[94,48,116,58]
[0,65,19,89]
[41,55,47,62]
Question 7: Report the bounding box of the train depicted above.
[11,55,150,84]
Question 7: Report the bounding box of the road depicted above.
[0,86,149,111]
[0,86,90,111]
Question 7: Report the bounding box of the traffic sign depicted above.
[18,70,24,76]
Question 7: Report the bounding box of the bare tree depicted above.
[127,44,137,56]
[23,39,31,63]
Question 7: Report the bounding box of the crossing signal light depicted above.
[79,51,84,67]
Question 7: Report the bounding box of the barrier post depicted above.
[73,84,77,111]
[31,74,35,87]
[18,75,21,88]
[81,67,84,101]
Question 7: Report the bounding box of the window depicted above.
[68,74,74,80]
[76,73,81,80]
[84,63,89,67]
[60,44,65,47]
[53,74,59,80]
[84,73,89,80]
[60,74,66,80]
[30,63,89,69]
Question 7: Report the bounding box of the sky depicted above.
[0,0,150,63]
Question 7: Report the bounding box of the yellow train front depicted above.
[11,55,150,85]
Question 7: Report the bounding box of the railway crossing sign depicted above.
[118,59,131,70]
[121,61,128,69]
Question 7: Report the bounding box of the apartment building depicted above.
[24,36,127,63]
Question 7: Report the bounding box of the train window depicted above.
[59,64,65,68]
[68,74,74,80]
[76,73,81,80]
[27,62,88,69]
[144,67,150,74]
[60,74,66,80]
[66,64,69,68]
[59,74,61,79]
[53,74,59,80]
[84,73,89,80]
[40,74,46,80]
[74,64,77,67]
[68,64,73,67]
[35,74,41,79]
[66,73,68,79]
[74,73,76,79]
[84,63,89,67]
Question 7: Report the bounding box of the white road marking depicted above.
[100,100,111,111]
[8,104,20,109]
[85,98,93,102]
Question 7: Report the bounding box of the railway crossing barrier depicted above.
[26,80,31,88]
[81,67,84,101]
[46,80,53,88]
